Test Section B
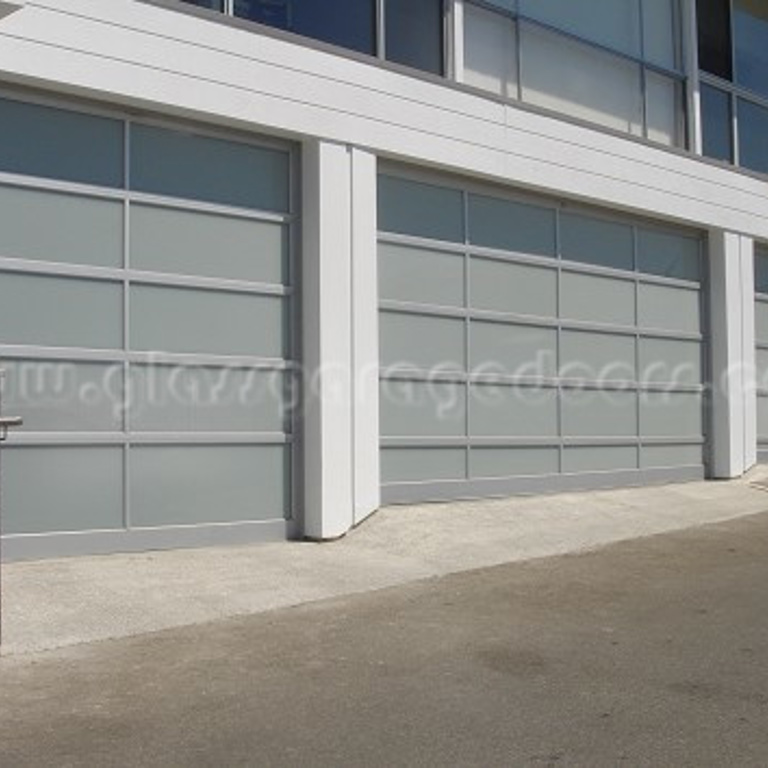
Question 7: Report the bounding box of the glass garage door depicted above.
[755,244,768,460]
[0,96,296,557]
[378,172,707,503]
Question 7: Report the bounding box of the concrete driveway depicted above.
[2,508,768,767]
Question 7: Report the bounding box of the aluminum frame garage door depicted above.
[755,244,768,461]
[0,94,297,558]
[378,170,708,503]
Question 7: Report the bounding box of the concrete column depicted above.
[709,231,756,478]
[301,140,379,539]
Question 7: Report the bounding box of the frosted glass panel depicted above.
[758,396,768,438]
[637,228,701,281]
[380,312,465,371]
[646,72,681,147]
[561,389,638,437]
[560,212,634,271]
[2,447,123,534]
[130,285,286,358]
[0,186,122,268]
[560,272,636,326]
[0,272,122,349]
[639,338,702,385]
[380,380,466,437]
[382,447,466,483]
[640,391,703,437]
[470,384,558,437]
[641,444,702,468]
[470,258,557,317]
[471,321,557,377]
[560,330,636,381]
[1,360,123,432]
[470,447,559,478]
[464,3,518,98]
[131,205,287,285]
[520,0,641,56]
[563,445,638,473]
[130,445,288,525]
[520,25,643,136]
[0,97,123,187]
[755,302,768,344]
[642,0,678,69]
[638,283,700,333]
[468,194,556,256]
[378,175,464,242]
[756,348,768,389]
[379,243,465,307]
[131,125,289,212]
[130,365,289,433]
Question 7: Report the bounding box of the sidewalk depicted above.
[3,471,768,657]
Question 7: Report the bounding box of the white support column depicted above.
[709,230,756,478]
[682,0,702,154]
[450,0,465,84]
[301,140,380,539]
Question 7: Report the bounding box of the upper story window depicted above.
[463,0,685,147]
[698,0,768,174]
[180,0,445,75]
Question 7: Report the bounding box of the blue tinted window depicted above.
[180,0,225,10]
[234,0,376,55]
[734,0,768,100]
[738,98,768,175]
[754,249,768,295]
[385,0,444,74]
[701,84,733,163]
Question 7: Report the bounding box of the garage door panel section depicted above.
[754,244,768,460]
[0,95,295,555]
[379,171,706,502]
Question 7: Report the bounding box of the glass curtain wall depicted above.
[698,0,768,174]
[463,0,685,146]
[180,0,445,75]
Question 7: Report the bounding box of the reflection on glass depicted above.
[700,84,732,163]
[385,0,444,74]
[753,250,768,295]
[181,0,225,10]
[734,0,768,100]
[738,98,768,175]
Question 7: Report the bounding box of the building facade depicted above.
[0,0,766,559]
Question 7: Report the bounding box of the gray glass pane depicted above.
[646,72,681,147]
[380,312,465,371]
[378,175,464,242]
[738,98,768,176]
[520,0,641,57]
[562,445,638,473]
[385,0,443,75]
[756,348,768,390]
[470,447,559,478]
[700,84,733,163]
[131,205,287,285]
[130,285,286,358]
[734,0,768,100]
[470,258,557,316]
[464,3,518,99]
[470,384,558,437]
[637,228,700,281]
[1,360,123,432]
[560,330,636,382]
[378,243,464,307]
[468,194,556,256]
[0,272,122,349]
[471,321,557,377]
[0,98,123,187]
[755,301,768,344]
[0,186,123,268]
[639,338,702,385]
[638,283,700,334]
[130,365,289,433]
[642,0,679,69]
[758,396,768,439]
[380,380,466,437]
[640,391,703,438]
[560,212,634,271]
[754,249,768,294]
[131,124,289,212]
[381,447,466,483]
[2,447,123,534]
[641,444,702,468]
[130,445,289,526]
[561,389,638,437]
[560,272,636,326]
